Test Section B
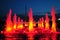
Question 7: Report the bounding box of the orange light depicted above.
[25,22,28,27]
[17,24,23,29]
[51,6,56,32]
[33,21,36,27]
[45,23,49,29]
[13,25,16,29]
[38,18,42,29]
[28,8,33,31]
[13,13,17,30]
[17,17,23,29]
[25,23,28,26]
[45,13,49,30]
[29,21,33,31]
[41,17,44,29]
[19,20,23,29]
[6,27,12,32]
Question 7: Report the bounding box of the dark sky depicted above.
[0,0,60,15]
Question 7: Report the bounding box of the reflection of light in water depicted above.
[39,34,57,40]
[39,36,49,40]
[5,38,16,40]
[52,34,56,40]
[5,38,24,40]
[28,35,33,40]
[45,37,49,40]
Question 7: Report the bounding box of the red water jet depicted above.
[17,17,23,29]
[13,13,17,30]
[28,8,34,32]
[5,9,12,33]
[41,17,44,29]
[38,18,42,29]
[45,13,49,30]
[51,6,56,32]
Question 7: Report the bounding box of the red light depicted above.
[3,6,59,40]
[45,13,49,30]
[51,6,56,32]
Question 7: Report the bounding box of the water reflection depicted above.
[1,38,31,40]
[0,34,60,40]
[52,34,56,40]
[39,34,57,40]
[1,37,27,40]
[5,38,16,40]
[40,37,49,40]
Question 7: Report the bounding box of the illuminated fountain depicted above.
[51,6,56,33]
[17,17,23,29]
[13,13,17,30]
[4,9,13,35]
[2,6,60,40]
[28,8,34,32]
[45,13,49,30]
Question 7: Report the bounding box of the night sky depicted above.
[0,0,60,15]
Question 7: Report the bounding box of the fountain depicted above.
[2,6,60,40]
